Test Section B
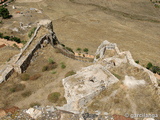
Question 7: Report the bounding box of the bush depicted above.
[151,66,160,74]
[146,62,153,69]
[65,70,76,77]
[10,84,26,92]
[83,48,89,53]
[21,40,27,45]
[48,58,54,64]
[28,27,36,38]
[30,74,41,80]
[0,33,3,38]
[21,91,32,97]
[3,36,10,40]
[135,60,139,64]
[51,71,56,74]
[61,62,66,69]
[10,37,21,43]
[20,74,30,81]
[13,43,19,48]
[48,63,58,70]
[61,44,65,47]
[76,48,81,52]
[96,54,100,59]
[65,47,74,53]
[48,92,61,103]
[30,102,41,107]
[42,66,48,72]
[0,7,11,19]
[42,63,58,72]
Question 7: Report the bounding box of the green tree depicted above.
[76,48,81,52]
[10,37,21,43]
[83,48,89,53]
[146,62,153,69]
[0,7,11,19]
[151,66,160,74]
[0,33,3,38]
[3,36,10,40]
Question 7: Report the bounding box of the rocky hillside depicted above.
[1,40,159,120]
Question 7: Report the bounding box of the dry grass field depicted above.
[0,0,160,114]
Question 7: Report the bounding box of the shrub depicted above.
[151,66,160,74]
[48,63,58,70]
[10,37,21,43]
[65,70,76,77]
[30,102,41,107]
[0,33,3,38]
[65,47,74,53]
[83,48,89,53]
[61,44,65,47]
[48,92,61,103]
[135,60,139,64]
[42,63,58,72]
[0,7,11,19]
[10,84,26,92]
[61,64,66,69]
[76,48,81,52]
[3,36,10,40]
[146,62,153,69]
[21,40,27,45]
[20,74,30,81]
[28,27,36,38]
[21,91,32,97]
[96,54,100,59]
[30,74,41,80]
[51,71,56,74]
[42,66,48,72]
[13,43,19,48]
[48,58,54,64]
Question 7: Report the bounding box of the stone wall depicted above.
[0,19,58,83]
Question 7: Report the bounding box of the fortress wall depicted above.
[14,35,47,73]
[0,66,14,83]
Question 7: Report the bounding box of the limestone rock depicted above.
[26,108,42,119]
[62,64,119,111]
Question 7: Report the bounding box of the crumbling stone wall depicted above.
[0,19,58,83]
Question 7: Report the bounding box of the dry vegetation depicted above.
[0,0,160,117]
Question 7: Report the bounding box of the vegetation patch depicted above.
[10,84,26,92]
[65,70,76,77]
[0,7,12,19]
[20,74,30,81]
[61,62,66,69]
[65,47,74,53]
[112,72,122,80]
[48,92,61,103]
[42,59,58,72]
[83,48,89,53]
[146,62,160,75]
[29,74,41,80]
[21,91,32,97]
[30,102,41,107]
[0,33,21,43]
[28,27,36,38]
[51,70,57,74]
